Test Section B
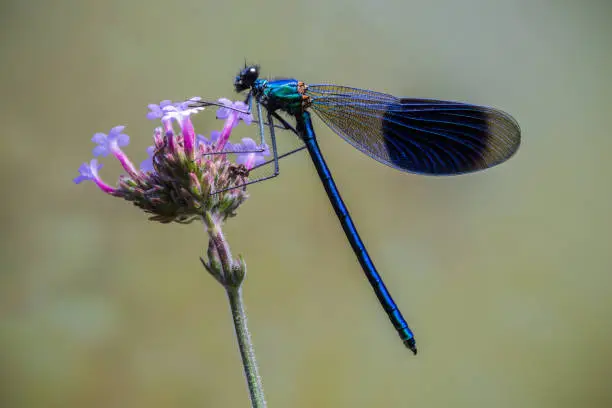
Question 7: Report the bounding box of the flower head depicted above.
[74,97,267,224]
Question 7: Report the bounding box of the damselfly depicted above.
[194,65,521,354]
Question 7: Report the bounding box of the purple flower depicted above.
[147,100,173,120]
[209,130,221,145]
[76,96,255,223]
[73,159,115,194]
[161,103,206,125]
[196,134,209,147]
[92,126,130,157]
[216,99,254,151]
[216,98,253,126]
[73,159,103,184]
[175,97,204,112]
[148,98,205,124]
[197,130,222,148]
[158,102,207,158]
[234,138,270,169]
[91,125,139,179]
[140,146,156,172]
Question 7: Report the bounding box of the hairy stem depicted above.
[226,286,267,408]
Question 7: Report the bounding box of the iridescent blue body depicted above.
[297,110,417,352]
[251,78,303,115]
[233,66,521,354]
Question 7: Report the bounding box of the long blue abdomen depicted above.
[296,111,417,354]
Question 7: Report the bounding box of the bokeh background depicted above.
[2,0,611,407]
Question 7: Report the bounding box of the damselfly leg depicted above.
[188,98,300,193]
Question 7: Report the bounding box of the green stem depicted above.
[226,286,267,408]
[202,211,266,407]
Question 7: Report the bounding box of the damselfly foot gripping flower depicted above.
[74,98,269,224]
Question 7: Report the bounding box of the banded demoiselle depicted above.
[196,65,521,354]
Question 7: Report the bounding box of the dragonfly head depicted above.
[234,65,260,93]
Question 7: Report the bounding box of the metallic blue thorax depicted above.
[252,78,304,116]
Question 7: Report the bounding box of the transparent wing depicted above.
[307,84,521,175]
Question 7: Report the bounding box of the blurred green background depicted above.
[2,0,611,407]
